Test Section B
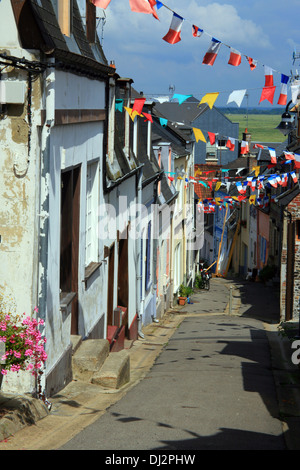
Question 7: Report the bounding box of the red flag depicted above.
[142,111,153,123]
[228,48,241,67]
[259,86,276,104]
[207,132,216,145]
[203,38,221,65]
[163,13,184,44]
[247,56,257,70]
[132,97,146,114]
[92,0,112,7]
[226,137,235,151]
[129,0,156,14]
[148,0,159,20]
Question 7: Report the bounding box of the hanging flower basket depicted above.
[0,308,47,383]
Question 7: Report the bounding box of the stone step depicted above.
[72,339,109,382]
[91,349,130,390]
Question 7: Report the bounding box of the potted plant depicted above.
[0,307,47,387]
[178,284,193,305]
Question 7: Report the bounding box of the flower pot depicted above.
[178,296,187,305]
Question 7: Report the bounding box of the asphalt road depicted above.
[60,311,286,450]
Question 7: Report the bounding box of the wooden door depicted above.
[286,221,295,321]
[107,244,115,326]
[60,166,81,335]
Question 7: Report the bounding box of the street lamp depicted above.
[276,100,295,136]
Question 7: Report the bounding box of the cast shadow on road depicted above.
[155,426,285,450]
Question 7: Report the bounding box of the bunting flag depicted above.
[156,0,163,8]
[227,89,247,107]
[172,93,192,104]
[259,85,276,104]
[192,25,203,37]
[142,111,153,122]
[148,0,159,19]
[124,106,139,121]
[277,74,289,106]
[199,92,219,109]
[291,171,298,183]
[226,137,235,151]
[247,57,257,71]
[284,151,295,160]
[268,147,277,164]
[249,195,256,205]
[202,38,221,66]
[132,97,146,114]
[228,48,242,67]
[129,0,156,14]
[91,0,112,8]
[264,65,274,87]
[240,140,249,155]
[207,132,216,145]
[115,99,123,112]
[163,12,184,44]
[193,128,206,143]
[159,117,168,127]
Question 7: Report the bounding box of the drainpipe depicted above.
[136,166,144,338]
[37,58,55,398]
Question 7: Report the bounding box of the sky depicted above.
[90,0,300,108]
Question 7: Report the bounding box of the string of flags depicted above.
[91,0,300,107]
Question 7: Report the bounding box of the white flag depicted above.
[227,89,247,107]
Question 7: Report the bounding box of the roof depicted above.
[154,96,208,125]
[11,0,113,76]
[275,184,300,206]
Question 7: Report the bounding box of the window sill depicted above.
[60,292,76,315]
[83,261,102,288]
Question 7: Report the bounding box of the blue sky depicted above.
[92,0,300,107]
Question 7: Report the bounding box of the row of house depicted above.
[0,0,212,397]
[195,103,300,324]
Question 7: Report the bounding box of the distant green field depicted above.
[225,113,286,143]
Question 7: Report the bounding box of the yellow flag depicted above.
[198,92,219,109]
[215,197,221,205]
[124,106,139,121]
[215,181,221,191]
[253,166,260,177]
[249,195,256,205]
[193,128,206,143]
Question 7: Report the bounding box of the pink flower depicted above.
[1,369,7,375]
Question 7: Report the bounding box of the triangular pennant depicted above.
[132,97,146,114]
[193,128,206,142]
[172,93,192,105]
[259,86,276,104]
[227,89,246,107]
[199,92,219,109]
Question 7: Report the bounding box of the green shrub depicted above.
[178,284,193,297]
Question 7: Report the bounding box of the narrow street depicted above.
[57,278,289,451]
[2,277,300,451]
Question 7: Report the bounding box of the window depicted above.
[85,162,99,266]
[55,0,73,37]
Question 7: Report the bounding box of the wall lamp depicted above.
[276,100,295,135]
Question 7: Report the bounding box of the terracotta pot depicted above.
[178,297,187,305]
